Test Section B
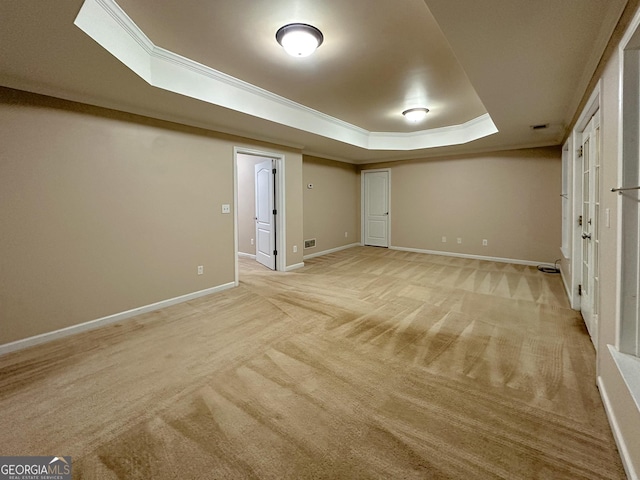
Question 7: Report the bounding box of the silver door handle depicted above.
[582,233,591,240]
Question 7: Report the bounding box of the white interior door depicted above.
[364,171,389,247]
[580,112,600,348]
[255,159,276,270]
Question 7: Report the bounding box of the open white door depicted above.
[580,112,600,348]
[255,159,276,270]
[363,170,389,247]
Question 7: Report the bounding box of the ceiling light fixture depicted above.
[276,23,324,57]
[402,107,430,122]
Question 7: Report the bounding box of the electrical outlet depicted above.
[345,232,348,238]
[197,265,204,275]
[457,237,462,244]
[293,245,298,253]
[482,239,488,246]
[221,204,230,214]
[442,236,447,243]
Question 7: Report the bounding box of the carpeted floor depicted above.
[0,247,625,478]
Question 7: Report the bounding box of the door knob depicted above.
[582,233,591,240]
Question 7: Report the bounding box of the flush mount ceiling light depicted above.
[276,23,324,57]
[402,107,430,122]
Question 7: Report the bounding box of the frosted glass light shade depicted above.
[402,108,430,122]
[276,23,324,57]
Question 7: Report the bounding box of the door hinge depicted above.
[578,284,582,296]
[578,215,582,226]
[273,250,277,256]
[272,168,276,174]
[578,146,583,157]
[273,209,277,215]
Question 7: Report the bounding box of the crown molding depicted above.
[367,113,497,150]
[74,0,498,151]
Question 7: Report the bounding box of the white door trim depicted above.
[361,168,391,247]
[234,147,286,285]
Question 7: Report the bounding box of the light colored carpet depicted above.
[0,247,625,479]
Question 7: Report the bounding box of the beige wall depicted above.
[0,88,303,345]
[285,154,304,266]
[302,156,360,255]
[362,147,562,263]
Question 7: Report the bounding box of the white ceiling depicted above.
[0,0,628,163]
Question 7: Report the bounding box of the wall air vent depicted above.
[304,239,316,249]
[530,123,549,130]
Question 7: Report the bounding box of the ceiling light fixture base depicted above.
[276,23,324,57]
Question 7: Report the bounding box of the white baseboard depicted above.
[285,262,305,272]
[598,374,638,480]
[0,282,236,357]
[559,265,577,309]
[303,243,361,260]
[560,264,570,296]
[389,245,550,267]
[238,252,256,259]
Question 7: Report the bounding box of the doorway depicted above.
[362,169,390,247]
[234,148,286,285]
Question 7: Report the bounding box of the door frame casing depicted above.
[361,168,391,247]
[234,147,286,285]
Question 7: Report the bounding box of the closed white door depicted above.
[364,171,389,247]
[255,159,276,270]
[580,112,600,348]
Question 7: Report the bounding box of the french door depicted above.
[580,112,600,348]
